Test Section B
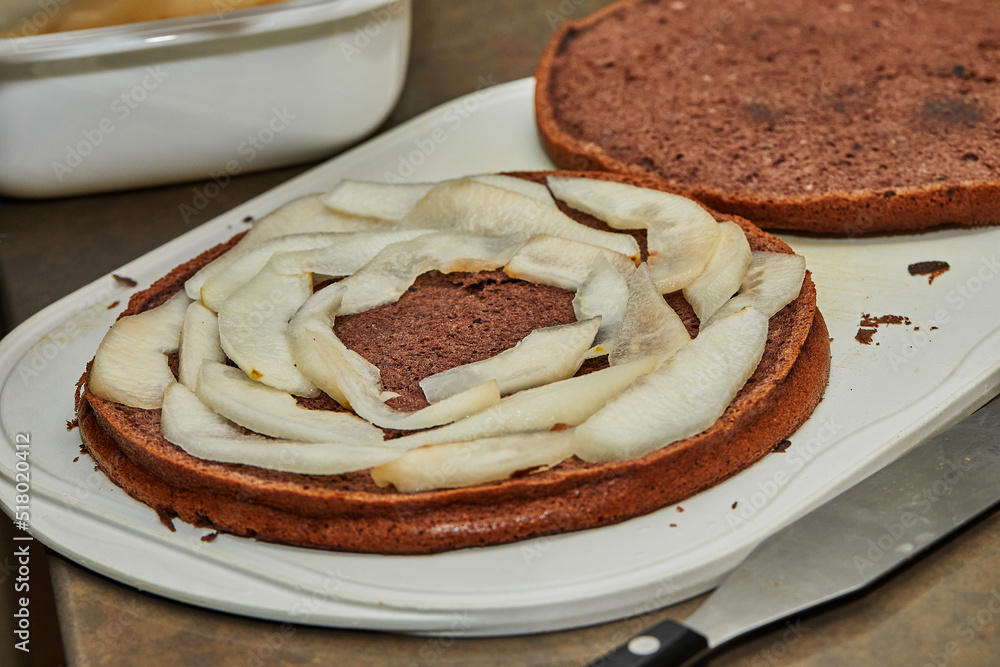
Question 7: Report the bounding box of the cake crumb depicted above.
[731,501,738,509]
[857,313,911,345]
[773,439,792,453]
[113,274,137,287]
[856,328,876,345]
[677,506,685,513]
[107,300,120,310]
[156,508,177,532]
[242,215,255,224]
[201,531,220,542]
[908,260,950,284]
[860,313,911,327]
[72,456,79,463]
[670,523,677,528]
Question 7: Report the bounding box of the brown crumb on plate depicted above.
[860,313,911,327]
[112,274,138,287]
[856,328,876,345]
[908,260,950,284]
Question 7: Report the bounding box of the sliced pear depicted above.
[198,232,346,312]
[89,291,192,409]
[370,430,574,493]
[399,179,640,259]
[240,193,387,239]
[705,251,807,326]
[389,356,660,450]
[468,174,555,205]
[321,175,556,223]
[574,306,768,462]
[335,232,526,315]
[546,176,722,292]
[572,255,630,356]
[267,229,431,278]
[177,301,225,392]
[200,229,430,311]
[195,362,382,444]
[682,221,752,323]
[419,317,601,403]
[503,234,636,291]
[321,180,435,222]
[610,264,691,366]
[217,259,317,396]
[161,383,402,475]
[287,284,501,429]
[185,195,383,300]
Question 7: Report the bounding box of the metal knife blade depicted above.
[590,395,1000,666]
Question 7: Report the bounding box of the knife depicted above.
[590,394,1000,666]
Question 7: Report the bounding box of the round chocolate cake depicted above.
[535,0,1000,234]
[76,171,830,554]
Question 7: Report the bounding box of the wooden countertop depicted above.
[1,1,998,665]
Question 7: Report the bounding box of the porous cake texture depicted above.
[536,0,1000,234]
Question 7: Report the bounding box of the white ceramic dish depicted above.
[0,0,410,198]
[3,78,1000,636]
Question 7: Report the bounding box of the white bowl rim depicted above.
[0,0,404,64]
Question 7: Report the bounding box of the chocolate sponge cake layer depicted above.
[536,0,1000,234]
[76,171,830,554]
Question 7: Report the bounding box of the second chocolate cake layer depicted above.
[77,170,830,554]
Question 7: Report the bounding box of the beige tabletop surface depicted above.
[1,1,999,665]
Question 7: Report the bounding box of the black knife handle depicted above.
[587,620,708,667]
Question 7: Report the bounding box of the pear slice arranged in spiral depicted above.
[399,179,640,259]
[322,180,435,222]
[682,221,752,323]
[704,251,806,327]
[572,254,630,356]
[547,176,721,293]
[185,194,384,300]
[370,430,574,493]
[89,290,192,409]
[195,362,383,444]
[419,317,601,403]
[574,305,768,462]
[387,356,660,450]
[467,174,556,205]
[216,259,316,397]
[200,228,431,312]
[503,234,636,290]
[610,264,690,367]
[335,231,526,315]
[161,383,402,475]
[287,284,501,430]
[321,175,556,223]
[177,301,225,392]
